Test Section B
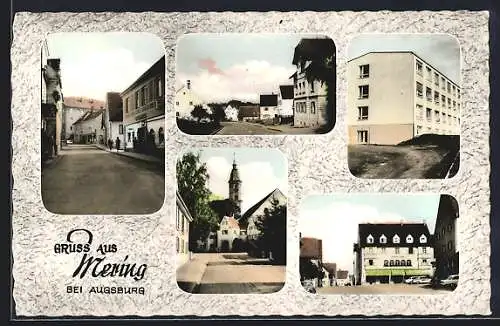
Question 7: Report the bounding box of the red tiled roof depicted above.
[300,237,322,260]
[64,96,105,110]
[222,216,240,229]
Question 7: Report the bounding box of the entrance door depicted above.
[137,126,147,152]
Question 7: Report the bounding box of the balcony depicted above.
[131,99,165,115]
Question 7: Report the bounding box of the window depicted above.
[434,72,439,86]
[441,77,446,90]
[158,78,162,97]
[420,234,427,243]
[393,234,400,244]
[457,89,461,99]
[359,64,370,78]
[384,260,389,267]
[416,60,423,75]
[189,101,193,105]
[447,241,453,251]
[407,260,412,266]
[222,230,228,235]
[390,260,394,266]
[140,87,146,106]
[416,82,423,97]
[381,247,386,253]
[447,223,453,232]
[395,260,400,266]
[176,101,179,106]
[409,247,414,254]
[380,234,387,244]
[447,81,451,93]
[176,237,179,253]
[401,260,406,266]
[441,95,446,108]
[310,80,315,93]
[416,125,423,135]
[119,124,124,135]
[422,247,427,254]
[368,259,374,266]
[426,87,432,101]
[395,247,400,254]
[358,106,368,120]
[135,92,139,108]
[367,234,374,244]
[422,259,427,264]
[311,102,316,114]
[448,98,452,109]
[416,104,424,121]
[426,108,432,122]
[406,235,414,243]
[442,112,446,124]
[357,130,368,144]
[358,85,369,99]
[434,91,440,104]
[368,247,373,253]
[426,67,432,81]
[452,85,456,96]
[435,110,440,123]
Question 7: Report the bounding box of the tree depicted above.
[191,105,210,122]
[294,38,336,132]
[254,199,287,264]
[176,152,219,251]
[209,198,239,219]
[208,103,227,123]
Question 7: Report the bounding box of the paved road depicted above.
[316,284,452,295]
[216,122,282,135]
[42,144,164,214]
[179,253,285,294]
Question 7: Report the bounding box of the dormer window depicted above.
[406,235,414,243]
[420,234,427,243]
[393,234,400,244]
[367,234,374,244]
[379,234,387,244]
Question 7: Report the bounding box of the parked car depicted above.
[66,139,73,144]
[440,274,459,289]
[404,276,420,284]
[302,280,316,294]
[416,276,432,284]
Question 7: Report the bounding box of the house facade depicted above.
[224,104,239,121]
[104,92,125,149]
[353,223,435,285]
[63,97,105,142]
[277,85,294,119]
[41,58,63,159]
[175,80,204,119]
[238,105,260,122]
[433,194,459,280]
[121,55,165,151]
[72,109,105,144]
[290,38,334,128]
[299,236,326,287]
[348,52,461,145]
[259,94,279,121]
[176,191,193,268]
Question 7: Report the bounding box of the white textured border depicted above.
[11,11,490,317]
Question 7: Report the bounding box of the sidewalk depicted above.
[265,124,318,134]
[176,256,208,293]
[94,144,163,165]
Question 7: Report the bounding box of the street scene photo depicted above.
[41,33,165,214]
[176,148,287,294]
[299,194,459,294]
[347,34,461,179]
[175,34,336,135]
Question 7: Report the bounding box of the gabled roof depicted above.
[279,85,294,99]
[260,94,278,107]
[292,37,335,65]
[300,237,322,259]
[238,188,285,227]
[106,92,123,122]
[323,263,337,275]
[359,223,432,247]
[176,191,193,222]
[64,96,105,110]
[121,55,165,96]
[72,109,104,125]
[221,216,240,229]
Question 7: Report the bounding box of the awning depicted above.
[365,269,430,277]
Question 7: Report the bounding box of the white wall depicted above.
[175,86,203,118]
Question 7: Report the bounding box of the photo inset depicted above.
[175,34,336,135]
[41,33,165,214]
[176,148,287,294]
[299,194,459,294]
[347,34,461,179]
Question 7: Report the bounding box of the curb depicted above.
[41,154,64,169]
[93,145,164,166]
[266,127,284,132]
[210,126,224,135]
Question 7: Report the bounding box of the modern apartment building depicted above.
[353,223,435,285]
[348,52,461,145]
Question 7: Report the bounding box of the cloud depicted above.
[177,60,295,103]
[59,48,151,100]
[300,201,422,273]
[205,156,287,213]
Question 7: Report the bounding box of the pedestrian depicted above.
[107,138,113,150]
[115,137,121,151]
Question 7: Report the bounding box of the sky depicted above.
[176,33,330,103]
[181,148,287,214]
[347,34,461,85]
[299,194,442,274]
[45,33,165,101]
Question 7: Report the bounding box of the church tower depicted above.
[228,153,242,216]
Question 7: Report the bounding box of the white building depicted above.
[72,109,105,144]
[224,104,239,121]
[353,223,435,285]
[348,51,461,145]
[216,215,243,252]
[62,97,105,142]
[121,56,165,151]
[104,92,125,150]
[290,38,334,128]
[259,94,279,121]
[277,85,294,118]
[176,191,193,268]
[175,80,204,119]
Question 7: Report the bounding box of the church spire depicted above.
[228,153,242,215]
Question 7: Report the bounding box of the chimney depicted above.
[187,80,191,90]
